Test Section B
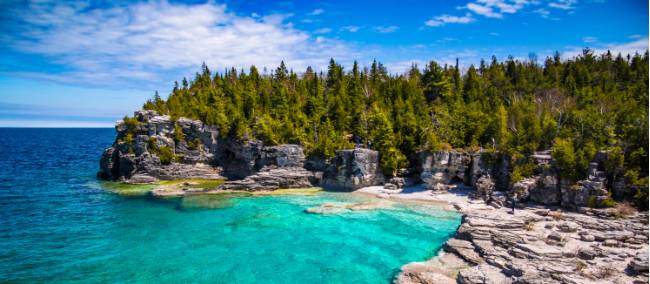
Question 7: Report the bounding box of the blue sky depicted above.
[0,0,647,127]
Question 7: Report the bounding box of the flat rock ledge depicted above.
[151,167,319,196]
[394,190,649,284]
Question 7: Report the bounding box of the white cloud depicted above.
[463,0,534,19]
[3,1,356,88]
[534,8,551,18]
[425,14,475,27]
[437,37,459,43]
[489,32,500,36]
[562,37,649,59]
[548,0,578,10]
[308,8,325,16]
[374,26,399,33]
[313,28,332,34]
[466,3,503,18]
[582,36,597,43]
[341,25,361,32]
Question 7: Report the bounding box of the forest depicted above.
[141,49,648,200]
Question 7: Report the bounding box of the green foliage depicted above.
[122,116,140,131]
[601,197,616,208]
[626,169,649,210]
[120,116,140,144]
[586,195,598,208]
[587,195,616,208]
[605,146,625,177]
[173,124,185,142]
[187,138,201,150]
[155,146,175,165]
[552,138,577,180]
[139,52,648,197]
[634,187,649,210]
[148,137,176,165]
[511,160,535,183]
[123,133,134,144]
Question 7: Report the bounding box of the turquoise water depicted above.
[0,128,461,283]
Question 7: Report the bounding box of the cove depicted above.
[0,128,461,283]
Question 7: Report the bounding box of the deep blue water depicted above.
[0,128,461,283]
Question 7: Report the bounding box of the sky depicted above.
[0,0,647,127]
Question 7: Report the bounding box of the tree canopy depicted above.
[143,50,648,179]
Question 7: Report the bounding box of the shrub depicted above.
[601,197,615,208]
[438,142,453,151]
[511,160,535,183]
[575,260,587,272]
[123,116,140,131]
[187,138,201,150]
[614,203,637,216]
[586,195,598,208]
[552,138,577,180]
[156,146,175,165]
[634,187,648,210]
[592,266,616,278]
[147,137,176,165]
[587,195,616,208]
[173,124,185,142]
[148,137,158,150]
[123,133,134,144]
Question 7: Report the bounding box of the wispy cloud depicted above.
[429,0,538,28]
[341,25,361,33]
[2,1,356,88]
[308,8,325,16]
[374,25,399,33]
[582,36,597,43]
[549,0,578,10]
[425,14,475,27]
[313,28,332,34]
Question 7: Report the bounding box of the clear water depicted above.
[0,128,461,283]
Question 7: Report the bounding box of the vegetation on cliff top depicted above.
[141,49,648,185]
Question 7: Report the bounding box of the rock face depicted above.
[98,111,221,182]
[419,151,471,190]
[98,111,315,189]
[322,148,384,191]
[419,150,511,193]
[99,110,392,192]
[474,175,495,202]
[526,173,562,205]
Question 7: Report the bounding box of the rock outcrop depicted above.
[322,148,384,190]
[419,151,471,190]
[419,150,511,193]
[100,111,392,192]
[474,175,495,202]
[98,110,221,182]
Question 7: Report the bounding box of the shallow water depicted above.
[0,128,461,283]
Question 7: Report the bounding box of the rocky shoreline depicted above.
[358,185,649,284]
[99,110,649,283]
